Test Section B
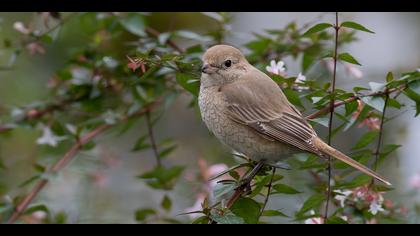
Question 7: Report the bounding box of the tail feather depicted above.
[313,137,391,186]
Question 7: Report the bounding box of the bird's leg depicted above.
[239,161,265,194]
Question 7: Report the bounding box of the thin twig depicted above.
[145,111,161,167]
[6,101,160,224]
[145,27,184,53]
[373,93,389,174]
[259,168,276,219]
[0,98,76,134]
[324,12,340,222]
[305,85,405,120]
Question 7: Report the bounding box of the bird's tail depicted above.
[313,137,391,186]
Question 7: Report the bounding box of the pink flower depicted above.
[26,42,46,56]
[409,173,420,189]
[344,63,363,79]
[358,117,381,131]
[266,60,286,76]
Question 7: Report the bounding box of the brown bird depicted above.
[198,44,391,186]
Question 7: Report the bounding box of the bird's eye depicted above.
[224,60,232,68]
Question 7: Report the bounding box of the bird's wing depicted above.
[221,70,318,153]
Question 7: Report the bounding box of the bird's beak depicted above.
[201,63,210,74]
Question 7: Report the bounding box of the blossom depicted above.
[334,189,353,207]
[304,210,323,224]
[13,21,31,34]
[37,126,66,147]
[266,60,286,76]
[295,72,306,83]
[358,117,381,131]
[368,200,385,215]
[26,42,46,56]
[409,173,420,189]
[127,55,146,73]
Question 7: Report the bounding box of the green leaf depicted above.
[228,170,240,181]
[361,96,385,112]
[339,175,371,189]
[138,166,185,190]
[0,158,6,170]
[408,79,420,95]
[338,52,361,66]
[159,145,177,159]
[230,197,261,224]
[135,208,156,222]
[302,23,333,37]
[261,210,289,218]
[120,13,146,37]
[352,131,379,150]
[211,211,245,224]
[296,194,326,216]
[326,216,348,224]
[192,216,209,224]
[176,72,199,97]
[387,98,402,109]
[345,100,358,116]
[283,88,304,108]
[340,21,374,34]
[272,184,301,194]
[386,72,394,82]
[161,195,172,212]
[213,182,236,200]
[19,175,41,188]
[132,135,151,152]
[24,204,50,215]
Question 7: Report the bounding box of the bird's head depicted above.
[201,44,250,87]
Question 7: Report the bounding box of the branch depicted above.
[6,100,160,224]
[305,86,405,120]
[259,168,276,219]
[373,92,389,174]
[0,98,76,134]
[145,111,161,167]
[145,27,184,53]
[324,12,340,222]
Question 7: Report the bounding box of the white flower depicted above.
[266,60,286,76]
[340,215,348,222]
[304,210,323,224]
[295,73,306,83]
[13,21,31,34]
[37,126,66,147]
[334,189,353,208]
[102,110,120,125]
[368,200,385,215]
[409,173,420,189]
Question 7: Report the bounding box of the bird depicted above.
[198,44,391,186]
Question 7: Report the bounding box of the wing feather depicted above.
[222,70,318,153]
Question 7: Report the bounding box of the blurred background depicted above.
[0,12,419,223]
